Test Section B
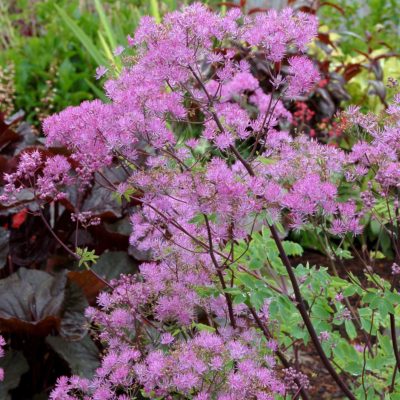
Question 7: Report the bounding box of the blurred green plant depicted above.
[0,0,192,126]
[317,0,400,56]
[315,0,400,113]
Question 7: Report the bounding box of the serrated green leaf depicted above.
[345,320,357,339]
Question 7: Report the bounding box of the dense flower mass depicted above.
[0,150,72,203]
[4,3,400,400]
[30,4,321,399]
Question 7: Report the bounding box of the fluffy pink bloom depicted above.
[286,56,319,97]
[113,45,125,56]
[95,65,108,80]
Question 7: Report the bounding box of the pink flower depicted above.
[335,292,344,302]
[113,45,125,56]
[392,263,400,275]
[160,333,175,345]
[319,331,330,341]
[95,65,108,80]
[286,56,319,97]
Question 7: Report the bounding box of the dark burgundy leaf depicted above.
[370,60,383,81]
[0,269,89,339]
[343,63,363,81]
[368,80,387,104]
[314,88,336,119]
[320,1,345,15]
[248,7,269,14]
[0,227,9,269]
[68,270,106,305]
[217,2,241,8]
[0,269,66,336]
[93,250,138,280]
[0,349,29,400]
[46,334,100,378]
[318,32,337,50]
[59,279,89,341]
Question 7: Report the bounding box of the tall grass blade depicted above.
[55,5,106,66]
[94,0,117,51]
[149,0,161,23]
[98,31,121,72]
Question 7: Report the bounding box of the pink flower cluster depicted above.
[0,336,5,382]
[344,94,400,192]
[51,266,284,399]
[0,150,71,203]
[6,3,400,399]
[28,3,319,186]
[136,331,285,399]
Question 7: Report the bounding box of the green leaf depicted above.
[378,332,393,356]
[333,248,353,260]
[98,31,119,69]
[370,250,386,260]
[233,293,247,305]
[363,291,379,305]
[189,214,205,225]
[236,272,258,290]
[282,241,304,256]
[385,291,400,306]
[76,247,99,269]
[55,5,106,66]
[149,0,161,23]
[333,340,362,373]
[192,323,215,333]
[94,0,117,51]
[312,303,332,320]
[257,156,275,165]
[195,286,220,298]
[250,291,266,310]
[345,320,357,340]
[343,285,358,297]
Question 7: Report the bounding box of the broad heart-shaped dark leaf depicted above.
[9,212,51,268]
[0,268,66,335]
[14,121,38,154]
[0,349,29,400]
[0,268,88,338]
[93,251,138,280]
[0,227,9,269]
[46,334,100,378]
[68,270,106,305]
[59,280,89,341]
